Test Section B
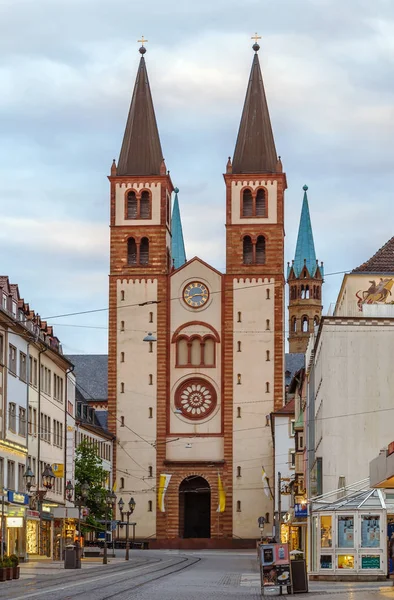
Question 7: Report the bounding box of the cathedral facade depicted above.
[108,41,286,547]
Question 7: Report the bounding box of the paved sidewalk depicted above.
[20,555,148,578]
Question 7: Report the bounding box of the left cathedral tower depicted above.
[108,46,174,537]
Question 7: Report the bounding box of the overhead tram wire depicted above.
[42,267,351,321]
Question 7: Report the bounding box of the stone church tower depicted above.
[287,185,323,353]
[108,41,285,548]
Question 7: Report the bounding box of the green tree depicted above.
[74,441,109,531]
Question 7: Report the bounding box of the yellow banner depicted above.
[158,474,172,512]
[217,474,226,513]
[52,464,64,478]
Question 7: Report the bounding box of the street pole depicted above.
[103,505,108,565]
[1,490,4,560]
[125,513,130,561]
[278,472,282,597]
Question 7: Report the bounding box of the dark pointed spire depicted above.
[232,45,278,174]
[117,48,164,176]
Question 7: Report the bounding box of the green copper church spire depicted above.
[171,187,186,270]
[290,185,319,278]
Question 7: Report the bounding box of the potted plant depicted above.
[3,557,12,581]
[9,555,19,579]
[0,559,6,583]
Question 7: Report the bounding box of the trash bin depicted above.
[64,545,78,569]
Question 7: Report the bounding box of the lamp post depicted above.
[118,497,135,561]
[98,490,116,565]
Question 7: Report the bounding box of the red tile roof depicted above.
[353,236,394,273]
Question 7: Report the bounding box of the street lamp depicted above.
[23,467,35,492]
[65,480,74,502]
[143,332,157,343]
[42,464,56,490]
[99,490,116,565]
[118,497,136,561]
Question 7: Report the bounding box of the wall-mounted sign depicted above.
[52,464,64,478]
[7,506,25,517]
[7,517,23,528]
[7,491,29,505]
[294,503,308,518]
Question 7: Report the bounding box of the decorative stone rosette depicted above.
[175,378,217,420]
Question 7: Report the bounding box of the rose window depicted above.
[175,378,217,420]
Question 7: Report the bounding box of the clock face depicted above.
[183,281,209,308]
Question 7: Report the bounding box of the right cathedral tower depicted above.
[288,185,323,353]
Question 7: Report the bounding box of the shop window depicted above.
[255,188,266,216]
[361,555,380,569]
[256,236,266,264]
[127,238,137,265]
[360,515,380,548]
[243,236,253,264]
[320,555,333,569]
[321,515,332,548]
[242,189,253,217]
[337,555,354,569]
[140,237,149,265]
[338,516,354,548]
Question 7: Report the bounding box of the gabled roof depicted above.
[352,236,394,274]
[171,188,187,270]
[171,256,222,277]
[117,51,164,176]
[275,397,295,415]
[67,354,108,401]
[285,353,305,386]
[232,49,278,174]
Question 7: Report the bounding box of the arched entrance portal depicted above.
[179,476,211,539]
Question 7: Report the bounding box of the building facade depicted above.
[108,42,286,546]
[288,186,323,354]
[307,237,394,497]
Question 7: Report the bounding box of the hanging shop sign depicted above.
[27,510,40,520]
[294,503,308,518]
[7,491,29,505]
[52,464,64,478]
[7,506,25,517]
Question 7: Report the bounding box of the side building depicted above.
[307,237,394,496]
[0,276,74,560]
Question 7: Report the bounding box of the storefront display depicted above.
[361,516,380,548]
[361,555,380,569]
[27,520,39,555]
[40,521,51,557]
[321,515,332,548]
[338,516,354,548]
[338,555,355,569]
[320,555,332,569]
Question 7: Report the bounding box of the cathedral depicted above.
[107,39,319,548]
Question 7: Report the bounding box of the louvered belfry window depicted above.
[255,189,266,216]
[127,191,138,219]
[140,191,150,219]
[140,237,149,265]
[242,189,253,216]
[127,238,137,265]
[256,236,266,264]
[243,236,253,264]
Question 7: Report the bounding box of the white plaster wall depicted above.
[66,372,76,504]
[117,279,158,537]
[6,332,29,449]
[115,182,162,226]
[336,274,394,317]
[231,180,278,225]
[274,415,295,513]
[233,278,275,538]
[314,321,394,495]
[166,437,224,462]
[169,261,223,458]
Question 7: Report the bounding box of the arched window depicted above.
[301,285,305,299]
[190,338,201,365]
[305,285,310,299]
[140,191,150,219]
[255,188,266,216]
[237,374,242,385]
[242,189,253,217]
[127,238,137,265]
[243,236,253,264]
[316,286,320,300]
[204,338,215,366]
[256,236,266,264]
[127,191,137,219]
[140,237,149,265]
[177,338,188,366]
[292,317,297,332]
[314,316,320,327]
[302,316,309,332]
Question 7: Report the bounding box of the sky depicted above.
[1,0,394,354]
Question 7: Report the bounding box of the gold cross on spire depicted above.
[138,36,148,47]
[251,32,262,44]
